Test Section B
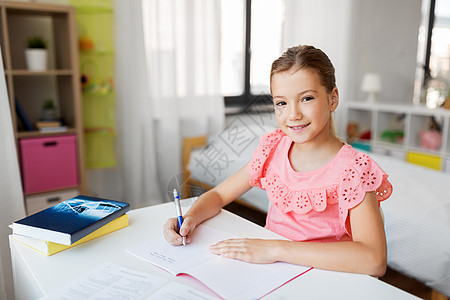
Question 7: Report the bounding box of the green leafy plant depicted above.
[26,36,47,49]
[43,99,55,109]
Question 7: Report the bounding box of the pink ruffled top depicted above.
[247,129,392,242]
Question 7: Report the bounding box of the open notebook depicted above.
[126,224,311,299]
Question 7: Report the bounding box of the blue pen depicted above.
[173,189,186,246]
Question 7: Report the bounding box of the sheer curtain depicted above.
[113,0,161,208]
[114,0,223,206]
[0,47,26,299]
[142,0,224,199]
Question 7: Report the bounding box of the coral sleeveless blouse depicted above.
[247,129,392,242]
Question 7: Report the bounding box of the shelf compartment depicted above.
[4,6,74,70]
[75,8,114,53]
[408,114,444,152]
[12,75,78,130]
[374,111,405,146]
[345,108,372,143]
[79,51,114,90]
[82,92,115,129]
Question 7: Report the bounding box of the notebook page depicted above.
[126,225,311,299]
[187,252,310,299]
[148,281,217,300]
[126,225,234,275]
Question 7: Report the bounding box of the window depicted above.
[220,0,284,110]
[414,0,450,108]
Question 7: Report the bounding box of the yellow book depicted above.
[35,121,62,128]
[11,214,128,256]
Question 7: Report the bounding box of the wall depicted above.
[283,0,352,104]
[283,0,422,137]
[347,0,422,104]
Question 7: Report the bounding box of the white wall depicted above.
[347,0,422,104]
[283,0,352,104]
[283,0,422,137]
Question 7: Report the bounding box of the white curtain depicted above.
[113,0,162,208]
[113,0,224,206]
[0,47,26,299]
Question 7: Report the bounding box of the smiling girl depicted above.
[163,45,392,277]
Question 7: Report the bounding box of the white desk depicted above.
[10,201,420,300]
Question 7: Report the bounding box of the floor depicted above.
[223,202,434,300]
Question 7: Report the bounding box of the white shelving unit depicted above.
[344,101,450,171]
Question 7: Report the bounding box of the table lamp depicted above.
[361,73,381,102]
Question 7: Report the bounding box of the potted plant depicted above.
[25,36,48,71]
[41,99,56,121]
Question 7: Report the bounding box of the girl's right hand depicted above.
[163,216,196,246]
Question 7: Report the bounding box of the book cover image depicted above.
[13,195,130,245]
[51,197,124,219]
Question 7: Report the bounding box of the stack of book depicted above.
[10,195,130,256]
[35,120,68,133]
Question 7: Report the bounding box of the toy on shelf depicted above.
[420,116,442,151]
[442,88,450,110]
[346,123,371,142]
[380,113,405,145]
[80,58,113,95]
[346,122,359,143]
[79,35,94,51]
[381,130,404,144]
[346,122,371,151]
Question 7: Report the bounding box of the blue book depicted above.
[15,98,33,131]
[13,195,130,245]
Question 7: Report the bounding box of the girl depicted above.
[163,45,392,277]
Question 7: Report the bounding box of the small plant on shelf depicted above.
[24,36,48,71]
[43,99,55,109]
[41,99,56,121]
[26,36,47,49]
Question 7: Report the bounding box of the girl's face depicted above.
[271,68,338,145]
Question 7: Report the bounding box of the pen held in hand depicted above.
[173,189,186,246]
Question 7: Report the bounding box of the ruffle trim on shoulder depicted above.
[248,129,285,188]
[261,169,339,214]
[338,152,393,235]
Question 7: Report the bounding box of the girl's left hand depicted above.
[209,238,278,264]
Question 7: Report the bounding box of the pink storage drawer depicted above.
[20,135,79,194]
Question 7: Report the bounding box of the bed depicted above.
[182,125,450,299]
